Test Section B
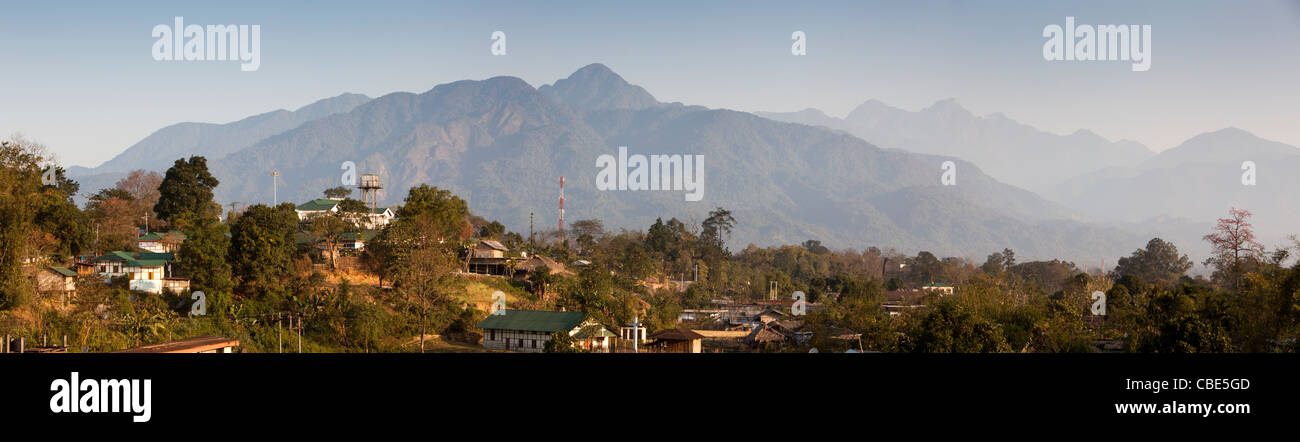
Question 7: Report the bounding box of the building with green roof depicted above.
[477,309,614,352]
[93,251,186,295]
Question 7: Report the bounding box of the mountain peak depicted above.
[539,63,659,113]
[924,98,972,117]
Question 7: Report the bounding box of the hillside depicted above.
[201,64,1148,260]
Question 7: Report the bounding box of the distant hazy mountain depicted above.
[64,93,369,202]
[1050,127,1300,245]
[538,63,660,113]
[71,92,371,179]
[757,99,1154,195]
[203,63,1151,260]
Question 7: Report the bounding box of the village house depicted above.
[93,251,189,294]
[466,239,511,276]
[511,254,573,279]
[295,198,395,229]
[477,309,614,353]
[34,266,77,295]
[134,231,186,253]
[921,283,955,296]
[645,328,705,353]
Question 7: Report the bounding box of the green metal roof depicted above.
[296,198,341,212]
[136,231,186,241]
[49,266,77,277]
[477,310,586,333]
[94,251,173,267]
[572,325,616,338]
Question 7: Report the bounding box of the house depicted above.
[93,251,187,295]
[754,307,789,324]
[477,309,614,353]
[745,320,809,348]
[296,198,395,229]
[512,254,572,279]
[466,239,510,276]
[295,198,344,219]
[645,328,705,353]
[921,283,955,296]
[114,335,241,353]
[339,230,380,251]
[135,231,186,253]
[35,266,77,294]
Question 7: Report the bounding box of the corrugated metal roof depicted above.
[94,251,173,267]
[296,198,341,212]
[477,310,585,333]
[48,266,77,277]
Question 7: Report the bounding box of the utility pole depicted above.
[142,213,149,234]
[529,212,534,245]
[419,309,426,353]
[296,314,302,354]
[277,315,283,353]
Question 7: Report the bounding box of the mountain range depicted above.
[67,93,372,200]
[756,99,1155,196]
[67,63,1300,263]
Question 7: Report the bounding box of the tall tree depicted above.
[701,208,736,251]
[0,137,46,308]
[154,156,219,225]
[1203,207,1265,289]
[310,211,357,270]
[1111,238,1193,287]
[175,213,233,296]
[85,188,138,252]
[228,203,299,288]
[116,170,165,232]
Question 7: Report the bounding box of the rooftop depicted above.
[477,310,586,333]
[113,335,240,353]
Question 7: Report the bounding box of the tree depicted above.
[310,211,356,270]
[903,298,1010,353]
[228,203,299,289]
[543,331,584,353]
[1112,238,1193,287]
[394,184,472,240]
[802,239,829,254]
[116,170,165,231]
[981,248,1016,274]
[85,188,139,252]
[0,137,47,308]
[478,220,506,239]
[528,266,556,298]
[176,213,233,296]
[323,186,353,199]
[701,207,736,253]
[369,186,471,304]
[154,157,219,225]
[1203,207,1265,289]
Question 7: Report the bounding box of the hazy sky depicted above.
[2,0,1298,168]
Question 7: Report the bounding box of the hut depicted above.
[646,328,705,353]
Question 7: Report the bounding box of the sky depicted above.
[2,0,1298,168]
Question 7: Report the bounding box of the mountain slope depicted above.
[206,64,1147,260]
[68,93,371,178]
[538,63,660,114]
[1050,128,1300,244]
[757,99,1154,195]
